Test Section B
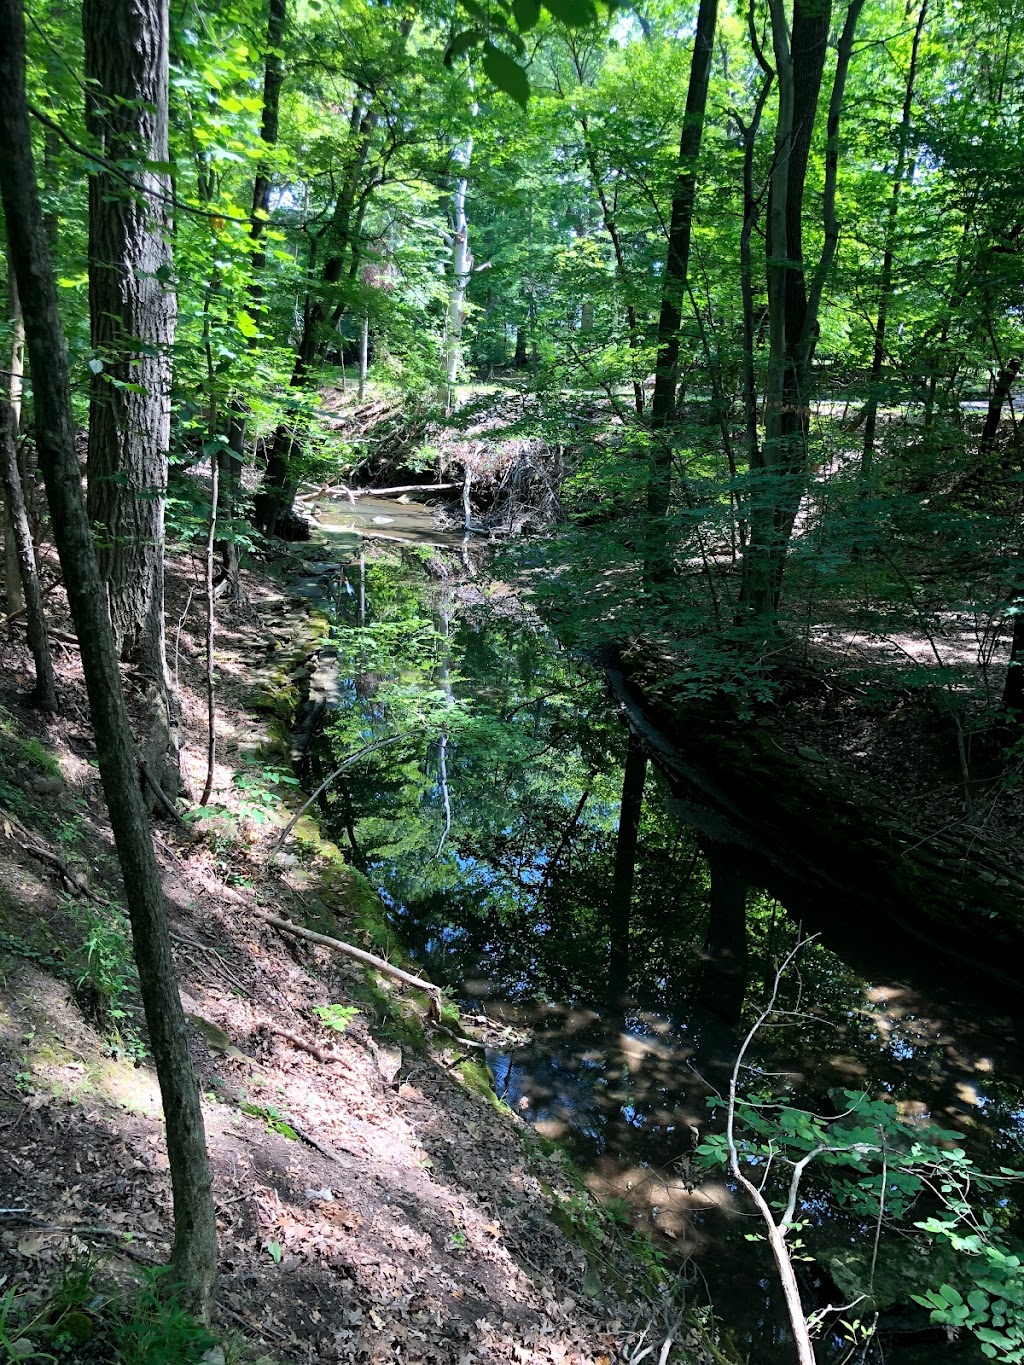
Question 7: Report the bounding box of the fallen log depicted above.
[253,907,442,1005]
[302,481,463,502]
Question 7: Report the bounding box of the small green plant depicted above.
[696,1085,1024,1362]
[0,1285,57,1362]
[241,1101,298,1140]
[913,1219,1024,1361]
[312,1003,360,1033]
[110,1269,219,1365]
[0,1252,99,1360]
[67,900,135,1026]
[232,764,300,825]
[19,738,62,779]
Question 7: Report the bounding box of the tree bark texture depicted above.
[0,0,218,1316]
[3,267,27,619]
[83,0,175,681]
[1,279,57,710]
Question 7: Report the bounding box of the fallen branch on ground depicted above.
[0,806,109,904]
[298,481,462,503]
[265,1021,344,1064]
[253,907,442,1007]
[138,756,187,826]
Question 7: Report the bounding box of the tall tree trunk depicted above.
[83,0,175,676]
[733,28,774,558]
[645,0,718,570]
[83,0,180,799]
[608,730,648,1002]
[0,0,217,1316]
[254,83,386,535]
[358,313,369,401]
[249,0,286,297]
[3,266,26,619]
[513,324,528,370]
[861,0,927,483]
[1,274,57,710]
[442,88,476,415]
[578,113,645,415]
[979,357,1022,462]
[739,0,864,623]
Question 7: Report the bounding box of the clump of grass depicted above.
[0,1260,221,1364]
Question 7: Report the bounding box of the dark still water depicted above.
[303,517,1024,1364]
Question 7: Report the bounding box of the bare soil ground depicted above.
[0,541,693,1364]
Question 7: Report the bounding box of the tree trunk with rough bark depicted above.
[83,0,175,676]
[1,276,56,711]
[3,267,26,619]
[0,0,217,1317]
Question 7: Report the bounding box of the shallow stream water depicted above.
[300,495,1024,1364]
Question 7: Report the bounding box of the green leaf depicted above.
[445,28,484,64]
[543,0,599,26]
[482,44,529,108]
[513,0,541,28]
[88,358,104,375]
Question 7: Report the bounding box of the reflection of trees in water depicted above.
[309,548,1024,1365]
[317,546,1024,1255]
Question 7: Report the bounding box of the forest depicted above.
[3,0,1024,1360]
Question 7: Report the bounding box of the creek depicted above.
[293,494,1024,1365]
